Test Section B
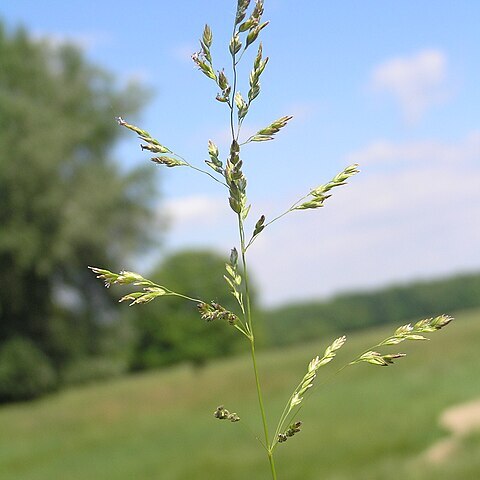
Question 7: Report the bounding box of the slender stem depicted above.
[273,376,305,445]
[235,49,247,65]
[249,338,271,447]
[238,214,277,479]
[187,163,228,188]
[246,276,277,480]
[175,154,228,188]
[233,323,250,338]
[266,191,312,226]
[230,32,238,140]
[228,22,277,479]
[268,451,277,480]
[169,291,203,304]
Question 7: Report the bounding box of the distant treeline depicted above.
[261,272,480,347]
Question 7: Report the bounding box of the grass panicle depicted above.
[89,2,454,478]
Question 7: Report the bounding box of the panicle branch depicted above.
[117,117,229,187]
[89,266,201,307]
[295,164,360,210]
[89,267,153,288]
[116,116,171,154]
[116,117,187,167]
[290,336,347,409]
[350,315,454,367]
[88,266,167,305]
[272,336,346,450]
[247,115,293,143]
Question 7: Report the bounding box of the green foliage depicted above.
[0,337,57,402]
[130,250,256,370]
[0,22,156,376]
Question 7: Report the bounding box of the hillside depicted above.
[262,272,480,347]
[0,308,479,479]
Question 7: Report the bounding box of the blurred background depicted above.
[0,1,479,479]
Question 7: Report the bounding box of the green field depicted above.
[1,309,479,480]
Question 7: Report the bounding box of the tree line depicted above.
[261,272,480,347]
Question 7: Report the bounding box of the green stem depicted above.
[273,377,304,446]
[175,154,228,188]
[238,214,277,479]
[169,291,203,304]
[228,22,276,478]
[187,163,228,188]
[230,30,238,140]
[268,451,277,480]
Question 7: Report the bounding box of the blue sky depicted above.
[2,1,479,306]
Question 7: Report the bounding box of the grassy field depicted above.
[0,308,479,480]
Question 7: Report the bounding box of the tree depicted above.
[0,22,157,374]
[130,250,258,370]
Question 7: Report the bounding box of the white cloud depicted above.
[248,132,480,305]
[370,49,450,123]
[160,133,480,306]
[164,194,228,228]
[346,132,480,169]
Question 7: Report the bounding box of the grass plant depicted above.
[89,2,453,478]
